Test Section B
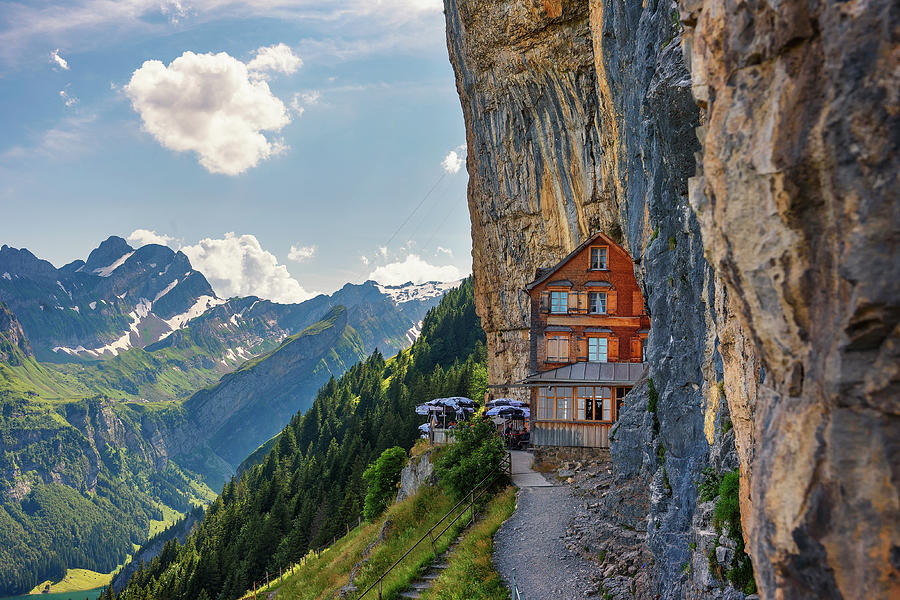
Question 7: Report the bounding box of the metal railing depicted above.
[357,452,513,599]
[511,568,524,600]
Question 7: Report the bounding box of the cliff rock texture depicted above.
[444,0,898,598]
[681,0,900,597]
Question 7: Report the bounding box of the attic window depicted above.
[590,246,608,270]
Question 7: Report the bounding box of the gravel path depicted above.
[493,484,599,599]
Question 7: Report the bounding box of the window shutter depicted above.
[540,291,550,313]
[631,337,641,362]
[568,291,577,312]
[607,290,618,314]
[632,290,644,315]
[608,337,619,362]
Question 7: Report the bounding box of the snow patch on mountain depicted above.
[162,295,226,332]
[406,320,423,345]
[375,280,462,304]
[89,302,97,310]
[153,279,179,302]
[94,251,135,277]
[1,273,10,281]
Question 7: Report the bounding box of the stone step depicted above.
[399,592,421,599]
[431,562,450,569]
[420,573,441,580]
[411,581,432,590]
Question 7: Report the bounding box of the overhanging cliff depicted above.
[444,0,898,598]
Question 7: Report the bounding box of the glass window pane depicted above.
[603,395,612,421]
[576,397,585,420]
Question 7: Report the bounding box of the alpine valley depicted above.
[0,236,460,597]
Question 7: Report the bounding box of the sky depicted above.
[0,0,472,302]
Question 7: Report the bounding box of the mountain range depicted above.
[0,235,462,596]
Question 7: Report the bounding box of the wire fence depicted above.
[242,514,364,599]
[356,452,513,600]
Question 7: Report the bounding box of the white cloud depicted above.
[289,89,321,116]
[50,48,68,70]
[59,89,78,107]
[287,244,316,262]
[360,255,370,265]
[378,246,388,258]
[436,246,453,257]
[247,43,302,79]
[124,50,292,175]
[127,229,178,248]
[181,232,314,303]
[369,254,463,286]
[441,144,466,174]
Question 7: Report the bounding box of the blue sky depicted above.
[0,0,471,300]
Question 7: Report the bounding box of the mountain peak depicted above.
[84,236,135,275]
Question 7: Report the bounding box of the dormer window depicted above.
[589,292,607,314]
[590,246,608,270]
[550,291,568,314]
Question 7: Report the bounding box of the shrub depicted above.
[698,467,720,502]
[434,420,506,501]
[362,446,408,521]
[713,470,741,534]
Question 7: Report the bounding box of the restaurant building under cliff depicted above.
[511,231,650,448]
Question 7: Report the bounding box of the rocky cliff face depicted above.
[444,0,898,598]
[680,1,900,597]
[0,302,32,364]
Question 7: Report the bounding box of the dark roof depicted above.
[584,327,613,333]
[522,362,646,385]
[545,325,573,332]
[585,280,613,287]
[546,279,573,287]
[526,231,627,291]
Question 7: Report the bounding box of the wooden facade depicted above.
[524,232,650,448]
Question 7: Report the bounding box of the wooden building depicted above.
[522,231,650,448]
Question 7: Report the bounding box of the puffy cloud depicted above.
[360,255,370,265]
[181,232,315,303]
[59,89,78,107]
[369,254,463,286]
[124,50,292,175]
[441,144,466,174]
[50,48,69,70]
[127,229,178,248]
[247,43,302,79]
[287,244,316,262]
[436,246,453,257]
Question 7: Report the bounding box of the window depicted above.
[590,246,608,270]
[547,335,570,362]
[538,387,553,419]
[550,291,568,314]
[555,387,572,420]
[588,337,608,363]
[600,387,613,421]
[589,292,607,314]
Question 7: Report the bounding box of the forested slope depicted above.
[112,277,486,600]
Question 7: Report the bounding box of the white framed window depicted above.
[555,387,572,420]
[588,337,608,363]
[538,387,553,419]
[601,387,612,421]
[589,292,607,314]
[550,291,568,314]
[590,246,608,270]
[547,336,570,362]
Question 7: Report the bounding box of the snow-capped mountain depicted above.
[375,279,464,304]
[0,238,460,366]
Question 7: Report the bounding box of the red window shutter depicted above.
[608,337,619,362]
[540,291,550,313]
[631,337,641,361]
[632,290,644,315]
[607,290,618,315]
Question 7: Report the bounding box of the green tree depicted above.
[434,420,506,501]
[362,446,408,521]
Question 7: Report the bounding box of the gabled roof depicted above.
[525,230,629,291]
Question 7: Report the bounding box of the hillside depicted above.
[0,299,404,597]
[112,277,487,600]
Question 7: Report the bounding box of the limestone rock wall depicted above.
[445,0,898,598]
[681,0,900,596]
